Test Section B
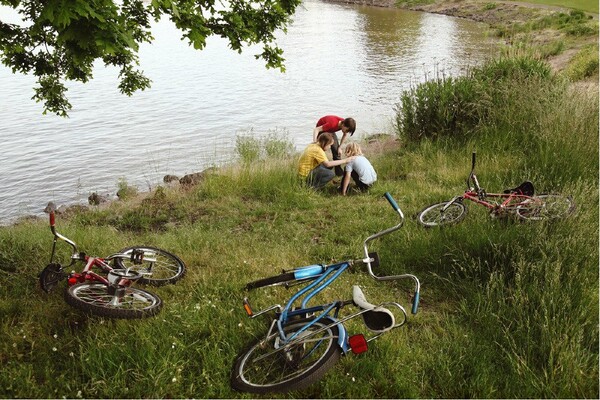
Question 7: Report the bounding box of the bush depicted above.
[473,56,552,81]
[395,56,554,142]
[235,129,294,163]
[264,130,294,159]
[116,177,138,200]
[563,44,599,81]
[394,76,481,141]
[235,134,261,164]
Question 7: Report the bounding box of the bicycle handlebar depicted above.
[362,193,420,314]
[467,151,481,192]
[45,201,78,257]
[384,192,399,211]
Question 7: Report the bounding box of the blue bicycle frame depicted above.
[245,192,421,354]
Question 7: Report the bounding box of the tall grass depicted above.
[394,55,598,397]
[0,54,598,398]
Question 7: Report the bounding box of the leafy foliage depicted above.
[395,56,555,141]
[0,0,301,116]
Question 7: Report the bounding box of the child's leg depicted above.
[351,170,371,191]
[307,165,336,189]
[330,134,343,176]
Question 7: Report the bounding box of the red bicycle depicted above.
[39,202,186,318]
[417,152,575,227]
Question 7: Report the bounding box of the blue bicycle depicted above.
[230,193,421,393]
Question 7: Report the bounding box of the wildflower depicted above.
[172,377,177,383]
[52,347,57,352]
[53,334,58,339]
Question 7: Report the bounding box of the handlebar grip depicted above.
[471,152,476,169]
[383,192,399,211]
[49,212,55,227]
[411,291,420,315]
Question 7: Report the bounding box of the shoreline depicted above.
[323,0,598,73]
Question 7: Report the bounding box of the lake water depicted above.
[0,0,497,225]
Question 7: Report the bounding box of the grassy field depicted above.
[1,2,598,399]
[523,0,598,14]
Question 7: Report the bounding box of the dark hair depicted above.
[317,132,334,149]
[343,117,356,134]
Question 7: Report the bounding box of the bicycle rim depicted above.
[232,318,341,393]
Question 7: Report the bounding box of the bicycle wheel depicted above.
[516,194,575,221]
[64,283,162,319]
[417,201,467,227]
[115,246,185,285]
[245,272,296,290]
[231,318,342,393]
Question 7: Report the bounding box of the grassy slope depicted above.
[0,2,598,399]
[522,0,599,13]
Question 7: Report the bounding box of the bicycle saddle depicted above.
[352,286,395,333]
[503,181,534,196]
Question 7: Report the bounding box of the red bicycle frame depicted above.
[47,204,134,288]
[443,152,535,215]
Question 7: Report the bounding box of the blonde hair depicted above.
[345,142,363,157]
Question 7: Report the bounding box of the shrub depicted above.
[563,44,599,81]
[116,177,138,200]
[235,129,294,164]
[395,75,481,141]
[235,134,261,164]
[264,130,294,159]
[538,40,565,58]
[395,56,557,142]
[473,56,552,81]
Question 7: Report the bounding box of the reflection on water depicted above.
[0,0,496,224]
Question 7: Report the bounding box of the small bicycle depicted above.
[230,193,420,394]
[38,202,186,319]
[417,152,575,227]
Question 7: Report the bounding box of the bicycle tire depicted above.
[417,201,467,227]
[515,194,575,221]
[231,318,342,393]
[114,246,185,286]
[64,283,162,319]
[245,272,297,290]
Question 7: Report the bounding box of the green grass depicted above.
[1,53,598,398]
[522,0,599,14]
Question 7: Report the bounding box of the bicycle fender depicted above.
[326,317,349,353]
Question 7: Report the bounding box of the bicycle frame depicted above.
[443,152,536,215]
[46,203,138,288]
[246,193,420,354]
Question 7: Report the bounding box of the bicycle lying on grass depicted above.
[417,152,575,227]
[38,202,186,319]
[231,193,420,394]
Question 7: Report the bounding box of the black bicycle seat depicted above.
[503,181,534,196]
